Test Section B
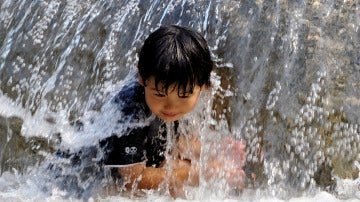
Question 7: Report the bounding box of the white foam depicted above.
[0,170,359,202]
[0,93,28,118]
[0,93,73,140]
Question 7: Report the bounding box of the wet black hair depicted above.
[138,25,213,96]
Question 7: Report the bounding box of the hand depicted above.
[162,158,199,198]
[218,137,246,169]
[161,158,199,187]
[205,137,247,189]
[224,168,246,189]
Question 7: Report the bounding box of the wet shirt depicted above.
[100,79,176,168]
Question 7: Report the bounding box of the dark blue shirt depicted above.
[101,80,174,167]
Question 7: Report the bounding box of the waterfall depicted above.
[0,0,359,201]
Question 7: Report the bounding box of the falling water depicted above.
[0,0,359,201]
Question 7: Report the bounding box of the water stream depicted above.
[0,0,359,201]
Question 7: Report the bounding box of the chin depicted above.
[161,117,180,122]
[158,114,182,122]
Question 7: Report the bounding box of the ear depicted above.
[138,74,145,86]
[136,64,145,86]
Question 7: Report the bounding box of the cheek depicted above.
[145,94,162,111]
[184,97,200,110]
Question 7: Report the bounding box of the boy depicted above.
[101,25,246,198]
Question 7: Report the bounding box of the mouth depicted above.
[161,112,179,117]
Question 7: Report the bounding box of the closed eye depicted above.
[178,92,192,98]
[154,93,166,97]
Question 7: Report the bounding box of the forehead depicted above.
[146,77,178,91]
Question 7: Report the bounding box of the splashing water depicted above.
[0,0,359,201]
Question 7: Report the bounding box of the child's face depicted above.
[141,77,203,122]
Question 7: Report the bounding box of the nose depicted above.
[164,100,175,110]
[163,95,179,110]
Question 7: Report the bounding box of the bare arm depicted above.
[118,159,198,198]
[117,135,246,197]
[175,134,247,190]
